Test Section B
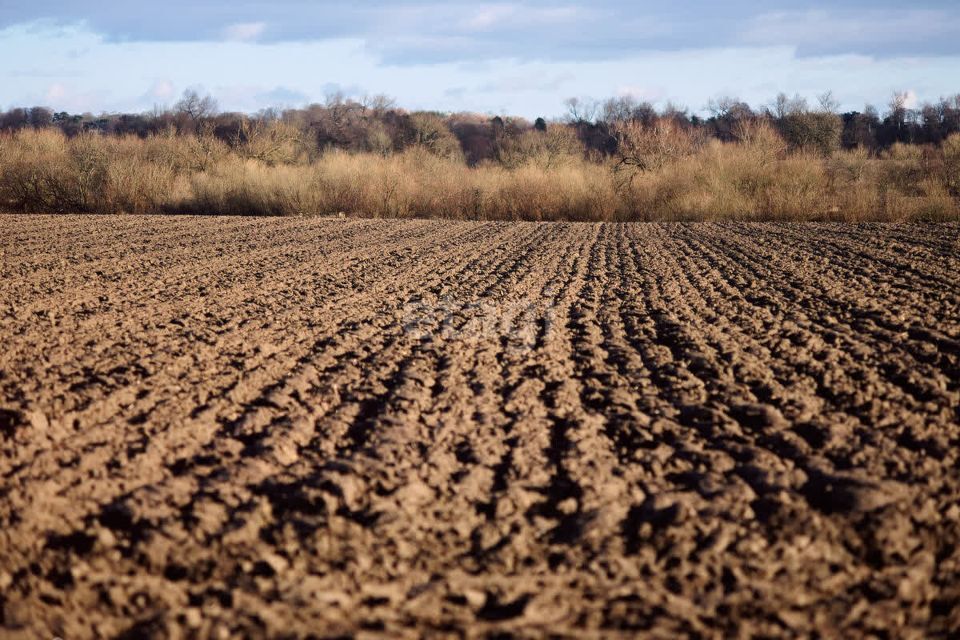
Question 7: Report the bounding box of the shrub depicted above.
[0,130,182,213]
[404,113,464,161]
[777,112,843,155]
[613,120,700,178]
[236,120,305,166]
[189,160,323,217]
[494,126,584,170]
[826,148,880,220]
[0,123,956,221]
[0,129,75,212]
[880,143,926,196]
[943,133,960,196]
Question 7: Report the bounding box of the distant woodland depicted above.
[1,90,958,220]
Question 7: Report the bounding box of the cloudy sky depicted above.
[1,1,958,117]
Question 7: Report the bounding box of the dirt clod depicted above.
[1,215,959,638]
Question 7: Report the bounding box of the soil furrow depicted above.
[1,216,958,639]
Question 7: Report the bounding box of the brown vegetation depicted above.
[1,126,957,221]
[1,90,959,220]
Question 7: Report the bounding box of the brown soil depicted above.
[1,215,959,638]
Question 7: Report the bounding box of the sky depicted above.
[1,1,959,118]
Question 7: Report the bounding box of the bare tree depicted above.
[612,119,701,187]
[361,94,396,115]
[887,91,913,137]
[770,92,807,119]
[236,118,303,165]
[175,89,218,121]
[28,106,53,128]
[0,108,29,130]
[660,102,690,125]
[706,95,754,141]
[256,107,281,122]
[707,95,743,119]
[564,97,597,124]
[817,90,840,114]
[407,112,463,160]
[600,96,658,126]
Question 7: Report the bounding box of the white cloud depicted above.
[742,10,960,51]
[45,83,67,102]
[221,22,266,42]
[616,85,665,103]
[3,22,960,118]
[37,82,105,112]
[462,6,517,31]
[460,4,581,32]
[902,89,919,109]
[479,71,575,93]
[147,79,175,100]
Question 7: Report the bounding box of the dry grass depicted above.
[619,127,960,221]
[0,129,202,214]
[185,148,615,220]
[1,128,957,221]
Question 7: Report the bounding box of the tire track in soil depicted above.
[1,216,958,639]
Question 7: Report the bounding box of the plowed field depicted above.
[1,215,959,638]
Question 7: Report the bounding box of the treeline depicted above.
[1,90,958,221]
[3,90,960,164]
